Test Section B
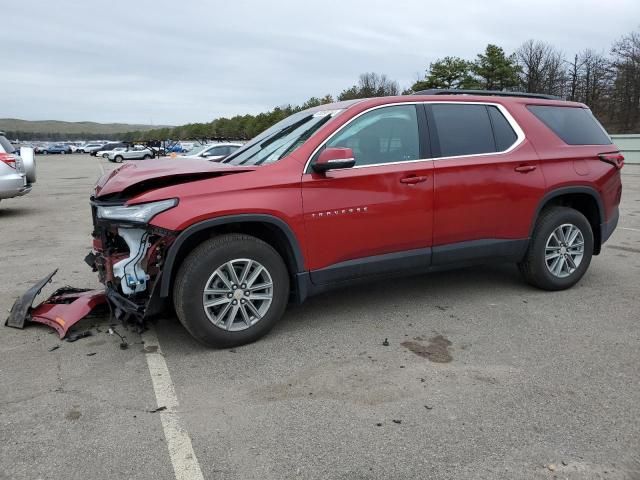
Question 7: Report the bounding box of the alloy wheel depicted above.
[544,223,585,278]
[202,258,274,331]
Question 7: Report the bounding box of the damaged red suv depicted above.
[87,90,623,347]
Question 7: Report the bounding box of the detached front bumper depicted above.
[5,270,107,338]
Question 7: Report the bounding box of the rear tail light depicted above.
[0,152,17,169]
[599,152,624,169]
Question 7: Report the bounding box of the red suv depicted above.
[88,90,623,347]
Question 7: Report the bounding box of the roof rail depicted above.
[412,89,561,100]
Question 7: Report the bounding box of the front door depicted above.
[301,104,434,283]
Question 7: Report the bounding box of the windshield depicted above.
[223,108,344,166]
[184,144,209,156]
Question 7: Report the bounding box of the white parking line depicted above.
[142,326,205,480]
[622,227,640,233]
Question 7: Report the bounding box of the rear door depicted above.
[427,102,546,264]
[301,104,434,282]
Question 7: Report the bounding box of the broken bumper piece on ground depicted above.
[5,270,107,339]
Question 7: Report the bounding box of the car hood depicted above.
[94,157,257,200]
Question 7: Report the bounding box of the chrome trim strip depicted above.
[303,101,526,173]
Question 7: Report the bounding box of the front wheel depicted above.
[143,154,151,159]
[114,156,123,163]
[519,206,593,291]
[173,234,290,348]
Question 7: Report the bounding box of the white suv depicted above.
[0,132,36,203]
[107,145,155,163]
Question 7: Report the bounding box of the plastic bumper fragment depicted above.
[5,270,107,338]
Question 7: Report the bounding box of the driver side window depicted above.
[326,105,420,166]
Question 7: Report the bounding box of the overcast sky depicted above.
[2,0,638,125]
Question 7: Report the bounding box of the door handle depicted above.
[400,176,428,184]
[514,165,537,173]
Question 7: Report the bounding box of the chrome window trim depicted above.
[303,101,526,173]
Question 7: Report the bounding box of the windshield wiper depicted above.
[224,115,315,166]
[258,115,313,149]
[272,116,332,162]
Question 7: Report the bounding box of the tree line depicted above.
[9,29,639,142]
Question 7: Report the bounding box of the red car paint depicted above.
[29,290,106,339]
[103,95,620,275]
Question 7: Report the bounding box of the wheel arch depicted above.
[531,186,604,254]
[159,214,305,298]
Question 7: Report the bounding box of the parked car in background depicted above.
[79,143,106,153]
[67,143,82,153]
[97,146,127,158]
[39,143,72,154]
[0,132,36,203]
[107,145,155,163]
[164,143,189,153]
[90,142,127,156]
[179,142,242,161]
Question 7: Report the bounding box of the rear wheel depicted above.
[114,155,123,163]
[519,206,593,290]
[173,234,290,348]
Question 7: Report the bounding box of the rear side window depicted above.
[527,105,611,145]
[430,104,496,157]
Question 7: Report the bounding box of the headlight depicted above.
[96,198,178,223]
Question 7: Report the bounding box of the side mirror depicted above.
[312,147,356,173]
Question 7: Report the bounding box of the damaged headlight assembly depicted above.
[96,198,178,223]
[96,199,178,296]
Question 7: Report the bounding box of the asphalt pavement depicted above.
[1,154,639,479]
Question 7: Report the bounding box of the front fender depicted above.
[158,214,304,298]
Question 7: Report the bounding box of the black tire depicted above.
[173,234,290,348]
[519,206,593,291]
[114,155,123,163]
[143,154,151,159]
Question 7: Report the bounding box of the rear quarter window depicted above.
[487,106,518,151]
[527,105,611,145]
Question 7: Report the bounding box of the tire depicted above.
[173,234,290,348]
[518,206,593,291]
[21,148,36,183]
[114,155,123,163]
[61,150,66,155]
[143,154,151,159]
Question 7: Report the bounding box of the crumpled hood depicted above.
[95,157,256,199]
